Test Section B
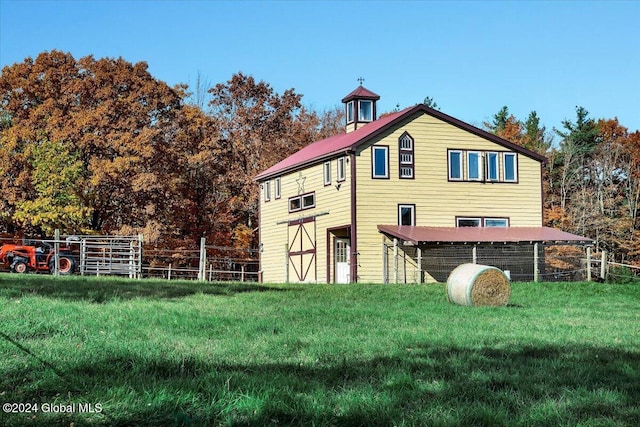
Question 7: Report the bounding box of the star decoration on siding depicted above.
[296,172,306,194]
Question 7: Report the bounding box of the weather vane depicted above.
[357,77,364,86]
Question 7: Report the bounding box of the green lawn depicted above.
[0,274,639,426]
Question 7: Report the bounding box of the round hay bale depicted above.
[447,263,511,307]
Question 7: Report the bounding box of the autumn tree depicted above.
[484,106,525,143]
[207,73,327,238]
[0,50,183,237]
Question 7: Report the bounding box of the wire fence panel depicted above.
[142,248,201,280]
[79,235,142,278]
[204,245,260,282]
[383,240,600,283]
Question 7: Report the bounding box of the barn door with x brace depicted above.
[287,217,316,282]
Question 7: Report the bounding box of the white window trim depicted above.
[264,180,270,202]
[337,157,346,182]
[274,177,281,199]
[486,152,499,181]
[400,134,413,151]
[467,151,483,181]
[359,100,373,121]
[372,146,389,179]
[400,166,414,179]
[448,150,463,181]
[289,192,315,213]
[503,153,518,182]
[456,217,481,227]
[484,218,509,227]
[398,204,416,226]
[346,101,354,123]
[323,161,331,186]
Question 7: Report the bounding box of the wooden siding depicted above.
[355,113,543,283]
[259,156,352,283]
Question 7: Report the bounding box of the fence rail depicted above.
[0,232,258,282]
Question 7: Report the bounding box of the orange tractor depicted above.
[0,241,77,274]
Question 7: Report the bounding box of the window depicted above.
[448,150,463,180]
[323,161,331,186]
[484,218,509,227]
[467,151,482,181]
[337,157,346,182]
[504,153,517,182]
[264,180,270,201]
[486,152,498,181]
[456,217,509,227]
[398,204,415,226]
[288,192,315,213]
[302,193,315,209]
[399,132,414,179]
[457,217,481,227]
[448,149,519,183]
[359,100,373,121]
[274,177,281,199]
[346,101,354,123]
[372,146,389,179]
[289,197,301,212]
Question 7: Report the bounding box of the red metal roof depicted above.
[254,103,547,182]
[254,107,411,180]
[341,85,380,102]
[377,225,592,244]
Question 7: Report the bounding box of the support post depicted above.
[417,246,422,284]
[586,246,592,282]
[54,229,60,277]
[137,234,144,279]
[600,250,607,280]
[80,239,86,276]
[533,242,539,283]
[472,244,477,264]
[198,237,206,281]
[382,239,388,285]
[393,238,398,284]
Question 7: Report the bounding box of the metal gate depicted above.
[79,235,143,278]
[287,217,316,282]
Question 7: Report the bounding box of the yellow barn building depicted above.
[255,85,589,284]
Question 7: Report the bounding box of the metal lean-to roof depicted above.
[377,225,592,245]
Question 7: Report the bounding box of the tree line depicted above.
[484,106,640,264]
[0,50,341,250]
[1,50,639,265]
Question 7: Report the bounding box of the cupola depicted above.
[342,79,380,133]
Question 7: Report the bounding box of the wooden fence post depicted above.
[533,242,539,283]
[198,237,206,281]
[601,250,607,280]
[54,229,60,277]
[586,246,592,282]
[393,238,398,284]
[417,246,422,284]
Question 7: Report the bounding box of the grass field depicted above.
[0,274,639,426]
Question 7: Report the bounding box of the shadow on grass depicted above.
[2,342,639,426]
[0,273,291,302]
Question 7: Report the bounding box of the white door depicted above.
[335,238,350,283]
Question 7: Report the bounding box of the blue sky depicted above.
[1,0,639,137]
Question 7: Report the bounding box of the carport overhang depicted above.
[377,225,592,245]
